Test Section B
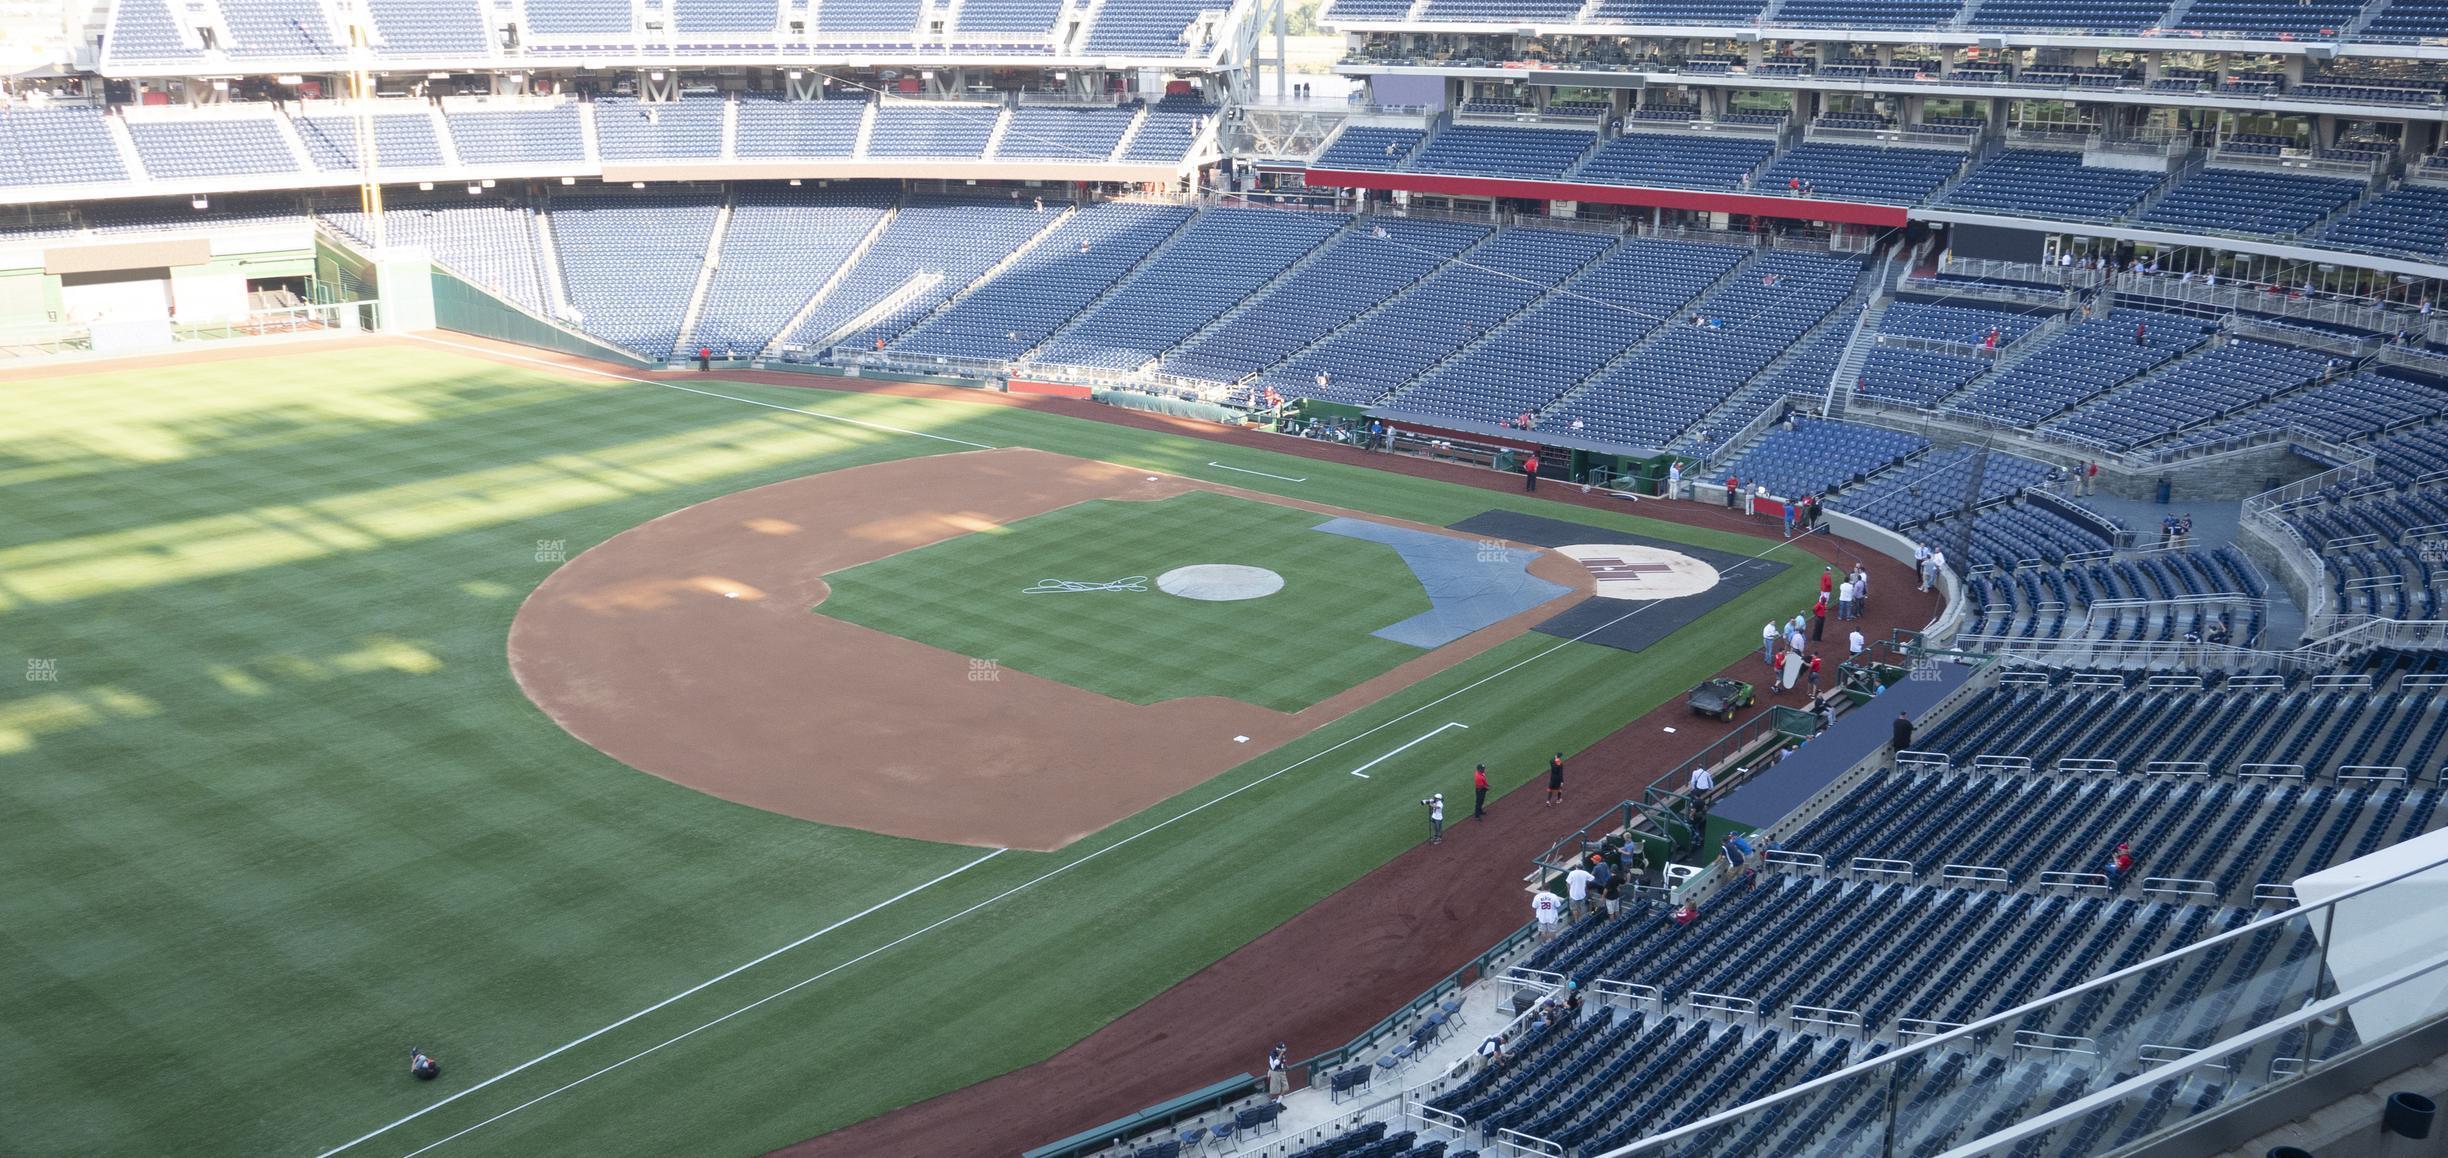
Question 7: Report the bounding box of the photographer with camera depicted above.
[1421,793,1444,844]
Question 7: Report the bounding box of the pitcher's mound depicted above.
[1157,564,1284,601]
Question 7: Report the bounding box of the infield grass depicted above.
[0,339,1822,1157]
[817,491,1433,710]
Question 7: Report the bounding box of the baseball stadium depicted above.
[5,0,2448,1155]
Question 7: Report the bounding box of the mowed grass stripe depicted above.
[818,491,1431,711]
[0,347,1818,1156]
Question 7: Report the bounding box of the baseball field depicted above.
[0,337,1821,1156]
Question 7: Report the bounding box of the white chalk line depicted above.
[1350,722,1471,778]
[310,848,1006,1158]
[334,344,1822,1148]
[404,334,1000,451]
[1206,461,1308,483]
[366,524,1817,1154]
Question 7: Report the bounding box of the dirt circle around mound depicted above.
[505,448,1590,851]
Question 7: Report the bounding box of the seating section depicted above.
[958,0,1067,34]
[1709,418,1930,500]
[1855,345,1994,407]
[867,102,1001,157]
[689,187,894,355]
[817,0,923,32]
[2162,370,2445,456]
[0,105,131,186]
[995,105,1136,160]
[323,196,548,313]
[1384,237,1751,426]
[221,0,345,57]
[365,0,492,56]
[1252,227,1616,406]
[445,104,587,165]
[523,0,638,35]
[2281,483,2448,621]
[1083,0,1218,54]
[734,95,864,158]
[2178,0,2361,34]
[2045,341,2334,452]
[2138,167,2368,238]
[1965,0,2173,29]
[672,0,781,32]
[547,191,722,355]
[1547,251,1864,448]
[893,203,1190,361]
[1032,208,1346,370]
[295,113,446,171]
[1121,97,1213,163]
[1777,0,1960,23]
[1833,445,2058,531]
[1588,0,1771,20]
[2315,183,2448,260]
[785,197,1054,352]
[128,118,298,179]
[1572,131,1775,191]
[593,97,725,160]
[1946,311,2206,427]
[1314,126,1427,171]
[1942,150,2166,219]
[103,0,201,63]
[1757,141,1964,204]
[1406,125,1594,180]
[1884,299,2052,348]
[1418,0,1583,20]
[1161,219,1486,390]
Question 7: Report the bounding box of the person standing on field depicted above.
[1472,763,1490,820]
[1266,1043,1288,1098]
[1546,752,1566,805]
[1522,452,1541,492]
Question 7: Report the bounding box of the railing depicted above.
[1949,932,2448,1156]
[1594,844,2448,1158]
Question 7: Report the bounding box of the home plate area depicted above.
[1446,510,1787,653]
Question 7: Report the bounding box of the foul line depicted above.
[404,334,1000,451]
[356,525,1817,1154]
[1350,722,1471,778]
[311,848,1006,1158]
[1206,461,1308,483]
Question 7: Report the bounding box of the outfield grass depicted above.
[817,491,1432,711]
[0,341,1820,1156]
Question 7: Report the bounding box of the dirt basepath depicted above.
[241,334,1941,1155]
[509,446,1588,851]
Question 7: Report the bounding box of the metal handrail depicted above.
[1595,842,2448,1156]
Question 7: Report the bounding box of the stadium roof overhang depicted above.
[1319,19,2448,62]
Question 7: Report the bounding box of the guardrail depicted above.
[1594,843,2448,1158]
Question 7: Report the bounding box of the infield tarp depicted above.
[1707,662,1973,827]
[1313,517,1572,648]
[1446,510,1790,654]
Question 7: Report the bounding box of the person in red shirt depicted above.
[697,345,711,372]
[1472,763,1491,820]
[1806,652,1823,694]
[1522,452,1540,492]
[1674,900,1701,926]
[2109,842,2137,881]
[1820,566,1834,595]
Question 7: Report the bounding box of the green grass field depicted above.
[0,341,1819,1156]
[818,491,1433,710]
